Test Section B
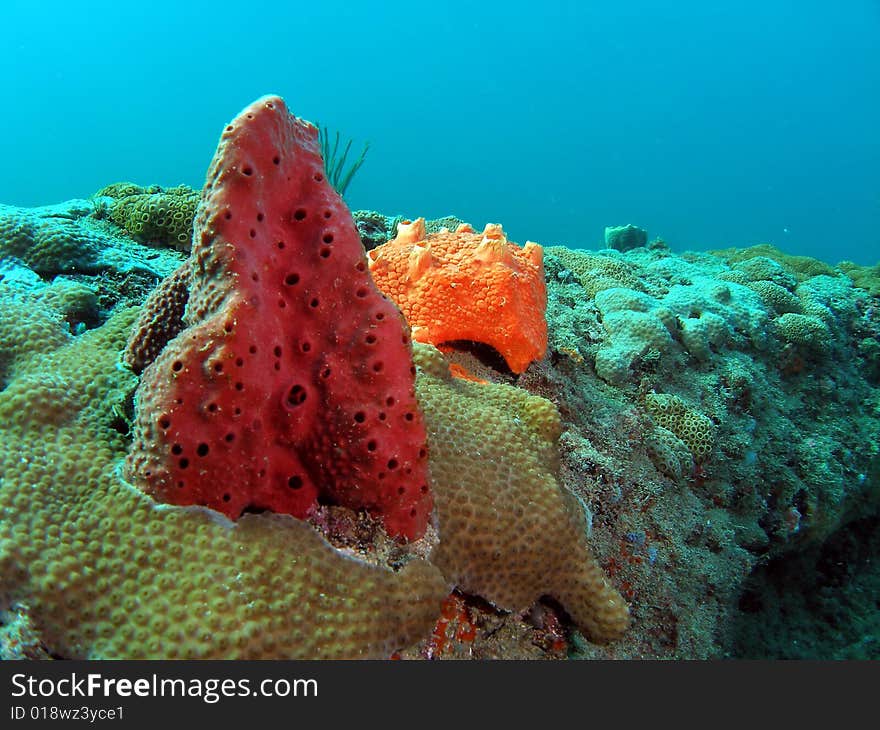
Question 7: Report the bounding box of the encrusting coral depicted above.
[0,308,448,659]
[645,393,716,462]
[99,183,199,251]
[0,200,178,279]
[368,217,547,373]
[123,262,190,374]
[413,343,630,642]
[710,244,837,281]
[546,246,647,299]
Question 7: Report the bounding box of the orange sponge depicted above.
[368,218,547,373]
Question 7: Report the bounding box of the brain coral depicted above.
[413,343,630,643]
[368,218,547,374]
[0,305,448,659]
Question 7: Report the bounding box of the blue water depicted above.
[1,0,878,264]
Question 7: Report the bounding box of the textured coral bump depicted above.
[368,218,547,373]
[125,96,432,540]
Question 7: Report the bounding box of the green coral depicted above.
[102,183,199,251]
[776,312,831,350]
[95,182,159,199]
[746,280,803,315]
[645,393,716,462]
[0,303,448,659]
[710,244,837,281]
[546,246,647,298]
[838,261,880,297]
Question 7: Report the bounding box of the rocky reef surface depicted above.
[1,106,878,660]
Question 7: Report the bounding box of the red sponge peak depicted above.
[125,95,433,540]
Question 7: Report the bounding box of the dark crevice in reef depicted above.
[728,512,880,659]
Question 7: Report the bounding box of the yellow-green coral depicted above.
[104,183,199,251]
[645,392,716,462]
[547,246,646,298]
[731,256,797,288]
[0,298,630,657]
[0,203,98,275]
[413,343,630,643]
[96,182,159,199]
[710,244,836,281]
[746,279,803,315]
[776,312,831,350]
[0,295,71,385]
[0,308,448,659]
[838,260,880,297]
[645,426,694,481]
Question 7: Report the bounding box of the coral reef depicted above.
[710,243,838,281]
[547,246,648,299]
[538,241,879,658]
[0,199,184,280]
[0,310,447,659]
[838,260,880,296]
[0,95,630,659]
[0,199,185,322]
[369,218,547,373]
[1,93,877,660]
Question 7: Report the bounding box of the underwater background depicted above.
[1,0,880,662]
[1,0,878,264]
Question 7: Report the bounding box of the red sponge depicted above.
[125,96,432,540]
